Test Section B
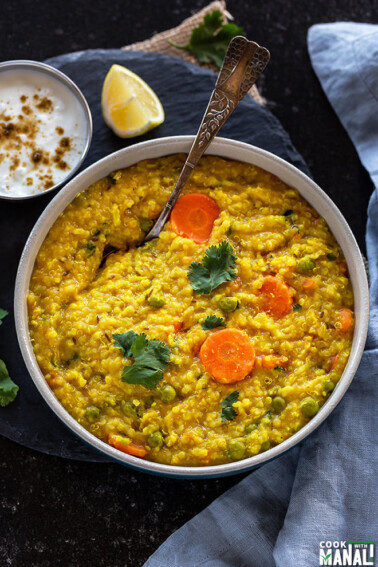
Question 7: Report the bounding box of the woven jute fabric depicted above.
[123,0,263,104]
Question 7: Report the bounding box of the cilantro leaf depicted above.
[188,241,237,295]
[0,309,8,324]
[293,303,302,312]
[122,365,163,390]
[202,315,226,330]
[113,331,138,357]
[130,335,170,371]
[113,332,170,390]
[169,10,245,68]
[0,359,18,407]
[221,391,239,422]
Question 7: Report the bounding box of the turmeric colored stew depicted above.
[28,155,354,466]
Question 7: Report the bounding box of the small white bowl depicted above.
[0,60,92,201]
[14,136,369,478]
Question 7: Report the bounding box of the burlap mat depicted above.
[123,0,264,105]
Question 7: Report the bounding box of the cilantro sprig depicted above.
[169,10,245,68]
[113,331,170,390]
[201,315,226,330]
[113,331,138,357]
[0,360,19,407]
[0,310,19,407]
[188,241,237,295]
[221,391,239,422]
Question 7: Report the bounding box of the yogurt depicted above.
[0,68,88,198]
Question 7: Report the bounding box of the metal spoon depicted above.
[144,36,270,242]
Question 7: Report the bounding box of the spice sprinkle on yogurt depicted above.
[0,67,89,198]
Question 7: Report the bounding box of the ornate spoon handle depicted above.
[145,36,270,241]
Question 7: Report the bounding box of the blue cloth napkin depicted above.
[144,23,378,567]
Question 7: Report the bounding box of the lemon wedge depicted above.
[101,64,165,138]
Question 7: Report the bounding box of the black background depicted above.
[0,1,376,566]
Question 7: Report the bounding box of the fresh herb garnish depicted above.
[221,391,239,422]
[327,253,337,261]
[169,10,245,68]
[293,303,302,312]
[0,310,18,406]
[283,209,293,217]
[274,366,285,372]
[0,359,18,407]
[113,332,170,390]
[188,241,237,295]
[201,315,226,330]
[114,330,138,357]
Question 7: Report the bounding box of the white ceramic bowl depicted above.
[0,60,92,201]
[14,136,369,478]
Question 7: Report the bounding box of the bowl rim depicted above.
[14,135,369,478]
[0,59,93,201]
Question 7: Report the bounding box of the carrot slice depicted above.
[328,354,340,372]
[200,328,255,383]
[108,435,148,458]
[259,276,292,318]
[260,355,289,369]
[173,321,184,334]
[303,278,316,291]
[339,308,353,332]
[170,193,220,242]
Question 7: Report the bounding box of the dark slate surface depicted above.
[0,49,309,461]
[0,1,376,566]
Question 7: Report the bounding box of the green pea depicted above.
[159,384,176,403]
[148,431,164,448]
[121,401,138,418]
[297,257,316,273]
[260,441,271,452]
[227,440,246,461]
[300,397,319,417]
[219,296,239,313]
[272,396,286,412]
[324,380,335,393]
[147,293,165,308]
[245,423,258,435]
[140,218,154,233]
[85,406,100,422]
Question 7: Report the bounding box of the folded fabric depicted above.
[144,22,378,567]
